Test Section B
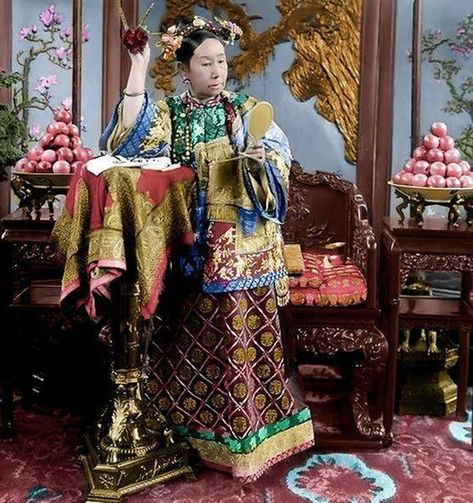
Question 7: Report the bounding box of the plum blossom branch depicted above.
[422,14,473,161]
[13,4,90,128]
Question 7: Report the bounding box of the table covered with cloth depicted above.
[51,165,196,320]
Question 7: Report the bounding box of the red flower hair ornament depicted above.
[116,0,155,54]
[122,26,149,54]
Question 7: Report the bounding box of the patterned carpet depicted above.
[0,405,471,502]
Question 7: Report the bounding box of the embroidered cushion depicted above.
[289,251,367,307]
[283,244,305,275]
[288,251,324,288]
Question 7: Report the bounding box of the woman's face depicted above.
[184,38,228,99]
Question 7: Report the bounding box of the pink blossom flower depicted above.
[31,25,38,34]
[82,24,90,42]
[162,34,174,44]
[29,124,41,139]
[39,7,54,27]
[55,47,66,60]
[34,74,58,91]
[19,26,30,40]
[451,43,470,55]
[53,12,63,24]
[60,26,71,39]
[46,74,58,86]
[61,97,72,110]
[65,49,72,60]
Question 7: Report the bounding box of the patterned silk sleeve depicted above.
[235,108,292,227]
[99,91,172,158]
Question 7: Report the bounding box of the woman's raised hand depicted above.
[123,42,150,128]
[129,42,151,69]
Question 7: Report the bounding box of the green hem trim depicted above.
[174,407,311,454]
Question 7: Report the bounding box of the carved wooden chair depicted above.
[281,161,390,449]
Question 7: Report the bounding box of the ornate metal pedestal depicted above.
[81,282,194,503]
[398,329,459,416]
[11,172,72,219]
[392,187,473,228]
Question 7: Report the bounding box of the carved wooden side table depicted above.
[0,208,60,437]
[380,217,473,437]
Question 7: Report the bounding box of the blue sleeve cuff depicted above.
[242,158,288,228]
[99,91,166,158]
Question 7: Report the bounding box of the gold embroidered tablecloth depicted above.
[51,165,196,319]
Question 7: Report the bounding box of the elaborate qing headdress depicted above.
[158,16,243,61]
[115,0,242,59]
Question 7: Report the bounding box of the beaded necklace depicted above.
[171,91,237,166]
[183,115,192,164]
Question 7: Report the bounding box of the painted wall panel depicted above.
[11,0,103,153]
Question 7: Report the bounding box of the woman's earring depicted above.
[182,75,190,85]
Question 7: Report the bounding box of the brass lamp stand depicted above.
[81,281,194,503]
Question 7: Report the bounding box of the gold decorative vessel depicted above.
[11,171,73,218]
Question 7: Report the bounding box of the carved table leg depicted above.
[411,193,426,227]
[0,324,14,438]
[463,196,473,226]
[350,327,388,439]
[296,326,388,440]
[394,189,409,224]
[456,324,470,421]
[82,282,194,502]
[447,194,463,228]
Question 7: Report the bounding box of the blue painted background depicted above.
[9,1,473,215]
[11,0,103,155]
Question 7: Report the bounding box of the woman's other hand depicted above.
[244,142,265,173]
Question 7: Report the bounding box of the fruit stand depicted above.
[11,108,93,218]
[390,122,473,227]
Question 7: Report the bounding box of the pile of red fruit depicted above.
[14,108,93,174]
[392,122,473,188]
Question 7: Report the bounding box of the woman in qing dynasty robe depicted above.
[98,21,314,482]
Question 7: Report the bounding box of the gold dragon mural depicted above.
[150,0,362,163]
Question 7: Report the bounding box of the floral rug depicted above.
[0,405,472,503]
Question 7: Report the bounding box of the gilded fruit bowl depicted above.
[12,171,73,189]
[388,180,473,203]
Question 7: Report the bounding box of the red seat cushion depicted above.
[289,251,367,307]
